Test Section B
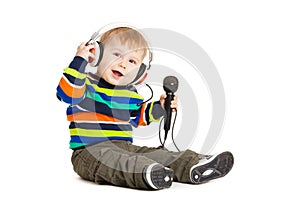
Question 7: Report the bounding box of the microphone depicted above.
[163,76,179,142]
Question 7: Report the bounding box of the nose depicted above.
[118,60,126,69]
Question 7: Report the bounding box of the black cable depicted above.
[137,83,153,106]
[159,116,164,146]
[158,109,180,152]
[139,83,179,151]
[171,109,180,152]
[143,83,153,103]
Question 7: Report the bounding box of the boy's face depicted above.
[96,37,145,86]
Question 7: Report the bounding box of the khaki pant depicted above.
[71,140,202,189]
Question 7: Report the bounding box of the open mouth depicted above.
[112,70,124,78]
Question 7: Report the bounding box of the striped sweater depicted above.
[57,56,164,149]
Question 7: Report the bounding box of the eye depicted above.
[129,59,137,65]
[113,52,121,57]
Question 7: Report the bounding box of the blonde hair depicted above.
[99,27,149,59]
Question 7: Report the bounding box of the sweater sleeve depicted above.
[130,101,165,127]
[56,56,88,104]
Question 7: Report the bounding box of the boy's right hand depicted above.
[75,42,96,63]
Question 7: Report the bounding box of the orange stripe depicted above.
[137,104,147,126]
[67,112,127,122]
[59,77,85,98]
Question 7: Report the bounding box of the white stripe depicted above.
[62,74,85,89]
[72,105,89,112]
[86,73,97,81]
[142,104,147,125]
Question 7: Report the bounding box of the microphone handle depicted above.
[164,92,174,132]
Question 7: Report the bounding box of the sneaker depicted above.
[143,163,174,190]
[190,151,234,184]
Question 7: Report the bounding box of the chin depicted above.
[108,78,128,86]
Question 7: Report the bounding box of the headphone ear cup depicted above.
[90,41,104,67]
[131,63,148,85]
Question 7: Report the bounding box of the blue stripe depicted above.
[70,136,133,144]
[66,106,86,115]
[129,110,141,128]
[56,86,84,104]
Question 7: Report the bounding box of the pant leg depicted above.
[71,140,157,190]
[124,143,203,183]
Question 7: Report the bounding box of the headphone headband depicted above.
[90,23,138,41]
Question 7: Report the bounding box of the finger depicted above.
[82,43,95,51]
[171,100,178,106]
[170,103,178,108]
[171,99,178,105]
[79,42,87,47]
[88,52,96,63]
[79,41,93,48]
[89,52,95,59]
[160,94,167,101]
[87,43,95,49]
[161,94,167,98]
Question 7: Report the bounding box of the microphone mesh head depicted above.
[163,76,179,93]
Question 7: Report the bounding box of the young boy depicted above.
[56,27,234,190]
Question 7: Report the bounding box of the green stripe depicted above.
[64,68,86,79]
[70,128,132,137]
[86,78,143,99]
[69,142,86,149]
[86,91,140,110]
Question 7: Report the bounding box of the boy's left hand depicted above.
[160,94,178,112]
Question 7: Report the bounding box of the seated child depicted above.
[56,26,234,190]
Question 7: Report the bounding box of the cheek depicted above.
[99,56,115,71]
[101,52,115,65]
[126,66,139,77]
[97,62,111,76]
[96,66,105,76]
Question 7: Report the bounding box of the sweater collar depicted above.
[87,72,129,90]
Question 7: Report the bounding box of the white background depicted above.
[0,0,299,199]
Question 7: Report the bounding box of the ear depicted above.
[135,73,148,85]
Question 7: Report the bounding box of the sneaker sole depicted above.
[146,163,174,189]
[191,151,234,184]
